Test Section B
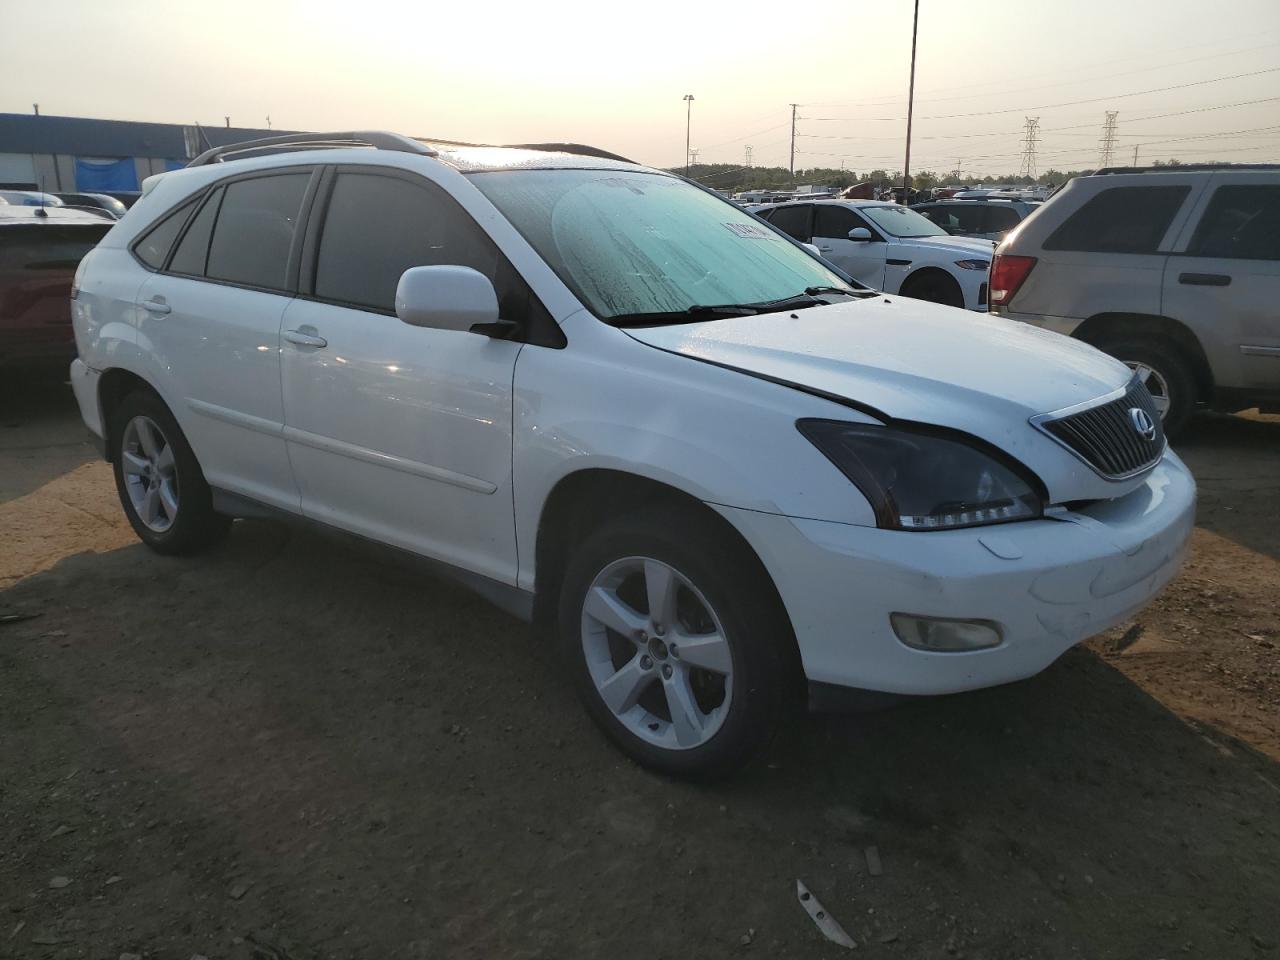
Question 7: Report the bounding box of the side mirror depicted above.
[848,227,873,241]
[395,265,500,333]
[802,242,822,257]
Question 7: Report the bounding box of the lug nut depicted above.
[669,643,679,658]
[640,655,653,669]
[662,664,673,679]
[654,623,665,637]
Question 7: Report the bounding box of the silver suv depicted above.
[990,165,1280,436]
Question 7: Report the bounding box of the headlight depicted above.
[954,259,991,271]
[798,420,1044,531]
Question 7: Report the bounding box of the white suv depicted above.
[754,198,996,309]
[70,132,1195,779]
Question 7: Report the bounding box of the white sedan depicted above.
[755,199,996,310]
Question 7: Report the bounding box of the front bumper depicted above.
[716,453,1196,697]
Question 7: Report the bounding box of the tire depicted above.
[109,390,231,555]
[1094,337,1197,440]
[900,270,966,308]
[557,503,798,781]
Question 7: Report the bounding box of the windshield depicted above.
[470,169,859,321]
[858,205,949,239]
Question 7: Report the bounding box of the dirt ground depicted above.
[1,376,1278,960]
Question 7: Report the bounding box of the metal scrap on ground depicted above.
[796,879,857,949]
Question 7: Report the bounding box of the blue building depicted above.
[0,113,296,192]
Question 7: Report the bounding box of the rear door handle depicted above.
[283,328,327,348]
[141,297,171,315]
[1178,272,1231,286]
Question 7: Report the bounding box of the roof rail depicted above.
[500,142,635,163]
[187,131,437,167]
[1094,162,1280,175]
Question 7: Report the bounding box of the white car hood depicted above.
[895,234,996,256]
[625,296,1139,502]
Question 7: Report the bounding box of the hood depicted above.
[625,296,1137,501]
[903,234,997,256]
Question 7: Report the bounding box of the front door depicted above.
[279,167,525,585]
[811,205,886,288]
[1164,174,1280,393]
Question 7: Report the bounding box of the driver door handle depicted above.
[283,328,327,348]
[141,296,171,315]
[1179,272,1231,286]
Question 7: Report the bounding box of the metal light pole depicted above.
[902,0,920,205]
[683,95,695,177]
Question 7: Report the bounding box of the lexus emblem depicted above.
[1128,407,1157,441]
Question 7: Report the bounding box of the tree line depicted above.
[674,159,1192,193]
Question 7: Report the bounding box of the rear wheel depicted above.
[109,391,231,554]
[557,505,797,780]
[1095,338,1197,439]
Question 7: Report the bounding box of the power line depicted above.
[804,66,1280,123]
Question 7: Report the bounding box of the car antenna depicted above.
[35,176,48,218]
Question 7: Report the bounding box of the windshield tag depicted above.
[722,222,773,240]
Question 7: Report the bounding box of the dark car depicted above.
[103,190,143,209]
[0,206,112,372]
[56,192,129,219]
[912,199,1041,241]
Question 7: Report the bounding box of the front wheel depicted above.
[557,506,797,780]
[1096,338,1197,439]
[900,270,966,309]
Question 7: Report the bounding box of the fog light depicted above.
[891,613,1002,652]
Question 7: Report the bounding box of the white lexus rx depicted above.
[69,132,1195,779]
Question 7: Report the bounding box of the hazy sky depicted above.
[3,0,1278,177]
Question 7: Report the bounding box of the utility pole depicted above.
[744,145,753,167]
[225,116,231,128]
[32,103,39,116]
[1132,144,1140,166]
[901,0,920,205]
[683,95,695,177]
[1018,116,1040,180]
[1098,111,1119,168]
[789,103,798,177]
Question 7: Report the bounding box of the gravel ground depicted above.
[1,377,1278,960]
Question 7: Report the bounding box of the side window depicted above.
[134,199,196,269]
[813,205,862,240]
[1044,185,1189,254]
[312,171,552,339]
[205,173,310,290]
[167,188,222,277]
[984,206,1022,234]
[1188,185,1280,261]
[767,205,811,242]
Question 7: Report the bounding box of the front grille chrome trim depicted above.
[1030,375,1167,482]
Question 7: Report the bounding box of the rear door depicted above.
[134,167,317,511]
[811,205,886,287]
[1164,175,1280,393]
[278,166,528,585]
[760,204,812,245]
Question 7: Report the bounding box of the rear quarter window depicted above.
[1043,185,1190,254]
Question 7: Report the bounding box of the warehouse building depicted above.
[0,113,294,192]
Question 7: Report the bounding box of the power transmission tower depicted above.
[1098,111,1119,168]
[952,159,962,181]
[689,148,699,167]
[744,145,753,167]
[789,104,798,176]
[1018,116,1040,180]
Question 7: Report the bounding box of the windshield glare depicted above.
[858,205,949,238]
[470,169,857,320]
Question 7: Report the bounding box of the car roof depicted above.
[428,144,658,175]
[0,205,117,225]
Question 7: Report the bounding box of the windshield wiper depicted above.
[803,285,874,298]
[605,304,761,327]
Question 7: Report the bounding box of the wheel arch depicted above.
[1072,312,1213,402]
[532,469,797,658]
[98,368,166,462]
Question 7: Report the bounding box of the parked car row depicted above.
[64,132,1199,779]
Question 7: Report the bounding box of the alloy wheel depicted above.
[1124,361,1172,419]
[121,415,179,532]
[580,556,734,751]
